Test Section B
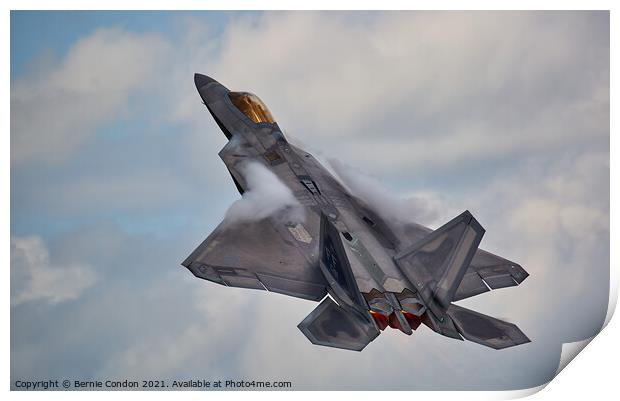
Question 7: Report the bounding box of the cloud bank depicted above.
[11,28,169,165]
[11,236,97,305]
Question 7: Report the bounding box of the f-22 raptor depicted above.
[183,74,530,351]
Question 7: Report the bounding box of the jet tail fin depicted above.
[318,213,367,309]
[298,296,379,351]
[394,211,530,349]
[394,210,485,312]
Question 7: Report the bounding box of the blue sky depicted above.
[10,11,609,390]
[11,11,236,78]
[11,11,226,238]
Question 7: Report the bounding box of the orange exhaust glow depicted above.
[369,311,389,331]
[371,310,422,333]
[402,311,422,330]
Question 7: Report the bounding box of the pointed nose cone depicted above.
[194,73,216,90]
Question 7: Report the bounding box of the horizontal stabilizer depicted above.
[452,261,529,301]
[447,304,530,349]
[298,297,379,351]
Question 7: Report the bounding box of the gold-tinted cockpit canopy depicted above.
[228,91,275,124]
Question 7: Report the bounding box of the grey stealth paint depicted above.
[182,73,530,351]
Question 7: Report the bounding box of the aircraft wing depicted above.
[398,220,528,302]
[182,216,328,301]
[454,247,529,301]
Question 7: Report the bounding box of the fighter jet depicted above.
[183,73,530,351]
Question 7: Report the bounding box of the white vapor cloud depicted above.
[224,161,305,225]
[11,236,97,305]
[328,158,445,227]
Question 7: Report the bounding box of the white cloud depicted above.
[95,281,255,379]
[11,28,169,165]
[11,236,97,305]
[191,11,608,172]
[456,150,609,344]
